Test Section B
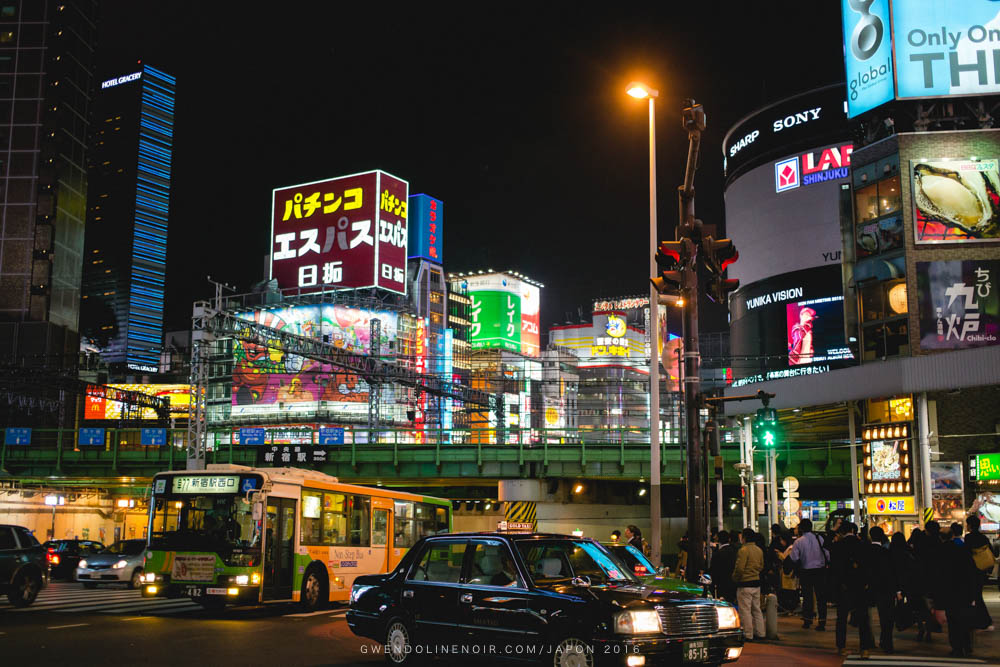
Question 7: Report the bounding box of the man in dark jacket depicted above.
[940,526,980,657]
[710,531,739,604]
[831,522,874,658]
[868,526,897,653]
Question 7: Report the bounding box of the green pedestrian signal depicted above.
[753,409,780,447]
[762,428,776,447]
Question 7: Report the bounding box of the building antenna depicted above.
[206,275,236,311]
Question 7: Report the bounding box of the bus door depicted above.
[372,507,389,572]
[263,497,297,600]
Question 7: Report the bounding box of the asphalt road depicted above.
[0,583,842,667]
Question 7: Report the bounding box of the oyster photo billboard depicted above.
[910,159,1000,244]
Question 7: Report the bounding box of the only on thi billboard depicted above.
[465,272,541,357]
[270,170,408,295]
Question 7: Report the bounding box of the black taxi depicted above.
[347,532,743,665]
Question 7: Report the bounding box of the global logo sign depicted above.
[775,157,799,193]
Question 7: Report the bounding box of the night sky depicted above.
[96,2,846,338]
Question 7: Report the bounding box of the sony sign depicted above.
[773,107,822,132]
[101,71,142,89]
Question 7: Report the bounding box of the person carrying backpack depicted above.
[964,515,995,631]
[830,521,875,658]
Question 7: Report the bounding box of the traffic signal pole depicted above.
[678,100,705,583]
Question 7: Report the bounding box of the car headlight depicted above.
[350,584,375,604]
[78,560,88,570]
[113,559,129,569]
[614,610,663,634]
[716,605,740,630]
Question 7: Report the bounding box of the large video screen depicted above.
[730,265,855,387]
[231,304,401,420]
[724,143,852,287]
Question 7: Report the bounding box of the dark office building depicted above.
[0,1,97,366]
[80,62,175,374]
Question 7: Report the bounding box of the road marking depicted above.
[285,608,341,617]
[121,616,152,621]
[46,623,89,630]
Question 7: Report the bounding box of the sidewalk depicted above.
[759,588,1000,663]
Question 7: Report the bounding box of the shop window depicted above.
[859,278,908,361]
[855,175,903,257]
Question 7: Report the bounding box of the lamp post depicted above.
[627,81,661,566]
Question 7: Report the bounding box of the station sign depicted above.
[258,445,329,466]
[866,495,915,515]
[970,453,1000,481]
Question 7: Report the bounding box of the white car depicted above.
[76,539,146,589]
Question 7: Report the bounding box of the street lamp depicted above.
[626,80,662,567]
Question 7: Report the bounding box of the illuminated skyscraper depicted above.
[0,2,97,365]
[80,63,175,374]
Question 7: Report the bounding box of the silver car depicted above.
[76,539,146,589]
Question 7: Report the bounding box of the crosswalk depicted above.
[0,581,204,616]
[842,653,994,666]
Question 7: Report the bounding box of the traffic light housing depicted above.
[702,237,739,274]
[753,407,780,448]
[652,240,693,297]
[706,277,740,304]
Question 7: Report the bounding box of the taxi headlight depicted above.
[351,584,375,604]
[716,605,740,630]
[234,575,249,586]
[78,559,87,570]
[614,610,662,634]
[112,559,129,569]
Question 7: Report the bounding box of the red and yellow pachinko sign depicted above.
[271,170,409,295]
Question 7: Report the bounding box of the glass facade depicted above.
[80,64,175,372]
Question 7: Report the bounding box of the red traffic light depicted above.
[656,240,685,268]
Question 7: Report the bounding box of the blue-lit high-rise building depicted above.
[81,63,175,375]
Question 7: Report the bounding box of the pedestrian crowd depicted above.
[707,515,997,659]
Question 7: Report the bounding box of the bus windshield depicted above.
[149,494,260,553]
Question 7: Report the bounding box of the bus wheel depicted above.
[300,564,328,611]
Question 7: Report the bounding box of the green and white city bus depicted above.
[141,464,451,609]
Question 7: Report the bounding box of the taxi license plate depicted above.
[682,640,709,663]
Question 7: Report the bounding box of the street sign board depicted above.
[141,428,167,446]
[4,427,31,445]
[79,428,105,446]
[318,427,345,445]
[969,453,1000,481]
[239,427,266,445]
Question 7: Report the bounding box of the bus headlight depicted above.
[716,605,740,630]
[234,575,249,586]
[142,572,157,583]
[614,610,662,634]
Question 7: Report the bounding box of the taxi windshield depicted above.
[516,540,638,586]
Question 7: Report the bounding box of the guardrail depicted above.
[1,427,853,482]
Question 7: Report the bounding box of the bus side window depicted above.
[349,495,370,547]
[394,501,414,548]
